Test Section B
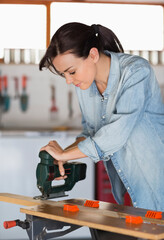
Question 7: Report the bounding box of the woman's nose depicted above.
[65,75,73,85]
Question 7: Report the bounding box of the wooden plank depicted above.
[0,193,84,207]
[20,203,164,240]
[0,193,43,206]
[0,193,164,225]
[0,193,77,206]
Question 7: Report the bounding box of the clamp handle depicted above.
[3,219,30,229]
[4,220,17,229]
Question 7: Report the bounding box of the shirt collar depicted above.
[89,51,121,97]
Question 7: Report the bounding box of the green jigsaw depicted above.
[34,150,87,200]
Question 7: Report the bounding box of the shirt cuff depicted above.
[78,137,110,163]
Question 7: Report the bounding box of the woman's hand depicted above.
[40,140,67,180]
[40,138,87,180]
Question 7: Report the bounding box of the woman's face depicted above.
[52,49,99,90]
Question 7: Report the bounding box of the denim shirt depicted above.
[76,51,164,211]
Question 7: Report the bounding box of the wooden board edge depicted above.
[0,193,41,206]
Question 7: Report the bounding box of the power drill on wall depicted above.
[34,150,87,200]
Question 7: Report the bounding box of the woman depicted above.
[39,22,164,211]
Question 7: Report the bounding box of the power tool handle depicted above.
[53,163,71,178]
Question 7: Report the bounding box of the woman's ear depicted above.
[89,48,99,63]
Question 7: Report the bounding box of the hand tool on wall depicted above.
[0,76,3,108]
[34,150,87,200]
[0,76,3,126]
[3,76,10,112]
[20,75,28,112]
[50,85,58,120]
[13,77,19,99]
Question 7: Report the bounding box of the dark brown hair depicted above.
[39,22,124,73]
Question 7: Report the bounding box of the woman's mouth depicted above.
[75,83,81,87]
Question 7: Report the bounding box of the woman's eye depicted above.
[70,71,75,75]
[60,73,65,78]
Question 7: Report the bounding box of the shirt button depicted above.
[104,97,108,100]
[102,115,105,119]
[118,169,121,173]
[127,187,130,190]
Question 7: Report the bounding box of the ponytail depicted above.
[96,24,124,53]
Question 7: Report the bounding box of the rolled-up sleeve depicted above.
[78,65,151,162]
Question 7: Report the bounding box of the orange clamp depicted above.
[84,200,99,208]
[126,216,143,224]
[63,204,79,212]
[145,211,162,219]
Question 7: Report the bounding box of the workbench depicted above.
[0,193,164,240]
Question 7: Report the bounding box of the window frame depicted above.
[0,0,164,62]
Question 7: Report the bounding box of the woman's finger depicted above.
[58,161,65,176]
[55,176,67,180]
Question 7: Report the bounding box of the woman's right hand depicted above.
[40,140,67,179]
[40,137,86,180]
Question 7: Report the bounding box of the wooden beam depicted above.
[0,0,163,6]
[51,0,164,5]
[0,1,49,4]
